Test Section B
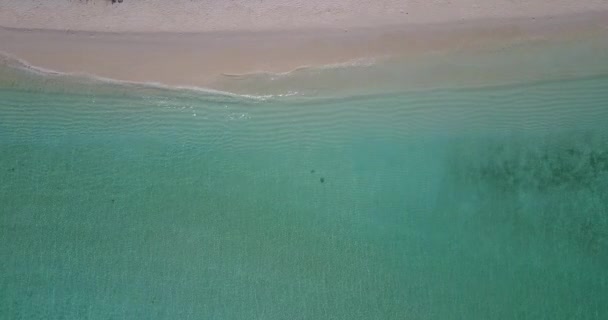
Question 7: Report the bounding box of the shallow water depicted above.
[1,63,608,319]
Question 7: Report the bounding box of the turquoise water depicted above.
[1,66,608,319]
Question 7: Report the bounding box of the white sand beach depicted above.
[2,0,608,33]
[1,0,608,93]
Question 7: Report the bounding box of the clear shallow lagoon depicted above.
[1,64,608,319]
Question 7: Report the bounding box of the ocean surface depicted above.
[1,52,608,319]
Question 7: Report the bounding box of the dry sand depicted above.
[2,0,608,33]
[1,1,608,92]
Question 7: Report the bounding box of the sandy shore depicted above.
[2,0,608,33]
[1,1,608,94]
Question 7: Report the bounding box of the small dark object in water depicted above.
[111,199,115,203]
[311,170,315,174]
[9,168,15,172]
[320,177,325,183]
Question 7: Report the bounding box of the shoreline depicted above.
[2,10,608,96]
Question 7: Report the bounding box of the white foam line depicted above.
[0,51,67,76]
[0,50,277,101]
[220,56,382,78]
